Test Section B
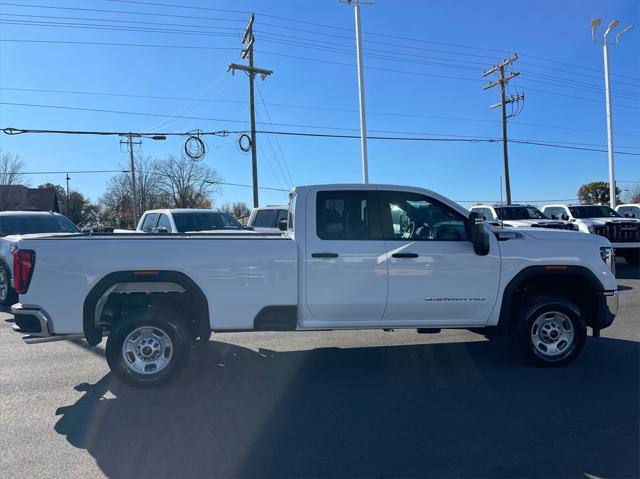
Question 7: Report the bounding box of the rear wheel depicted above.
[514,294,586,366]
[0,266,17,306]
[106,310,190,387]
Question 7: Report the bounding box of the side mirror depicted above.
[550,214,559,220]
[278,218,288,231]
[468,212,490,256]
[561,213,569,221]
[152,226,170,234]
[244,225,255,231]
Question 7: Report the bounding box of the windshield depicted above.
[172,212,243,232]
[569,206,621,218]
[0,214,79,236]
[494,206,547,220]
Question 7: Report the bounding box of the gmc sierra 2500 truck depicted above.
[10,184,618,387]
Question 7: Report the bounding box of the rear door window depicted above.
[316,190,379,240]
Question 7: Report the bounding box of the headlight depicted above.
[600,247,615,272]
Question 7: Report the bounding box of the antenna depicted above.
[499,176,504,229]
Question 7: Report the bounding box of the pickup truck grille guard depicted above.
[594,221,640,242]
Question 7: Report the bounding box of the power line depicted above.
[3,0,637,86]
[2,35,637,106]
[3,126,640,156]
[3,86,639,139]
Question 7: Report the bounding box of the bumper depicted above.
[593,291,618,330]
[11,303,84,344]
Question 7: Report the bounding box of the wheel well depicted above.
[83,271,210,346]
[499,266,602,334]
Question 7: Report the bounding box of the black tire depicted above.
[0,265,17,306]
[514,294,587,367]
[106,309,190,388]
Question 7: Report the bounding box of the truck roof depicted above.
[0,211,63,216]
[142,209,223,214]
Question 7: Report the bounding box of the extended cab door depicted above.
[304,189,388,323]
[378,190,500,324]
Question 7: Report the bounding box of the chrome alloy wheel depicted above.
[0,270,9,302]
[530,311,575,359]
[122,326,174,375]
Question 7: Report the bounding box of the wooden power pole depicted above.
[482,54,524,205]
[229,14,273,208]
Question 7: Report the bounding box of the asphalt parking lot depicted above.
[1,260,638,479]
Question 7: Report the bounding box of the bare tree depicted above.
[623,185,640,204]
[99,156,164,227]
[0,150,27,186]
[157,155,222,208]
[220,201,251,219]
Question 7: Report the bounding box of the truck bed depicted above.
[17,233,297,334]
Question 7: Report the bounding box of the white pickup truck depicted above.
[10,184,618,387]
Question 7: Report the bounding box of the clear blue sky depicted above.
[0,0,638,208]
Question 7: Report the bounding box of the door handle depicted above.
[392,252,419,258]
[311,252,339,258]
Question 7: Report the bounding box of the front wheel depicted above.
[106,310,190,387]
[514,294,587,367]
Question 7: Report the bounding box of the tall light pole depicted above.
[591,18,634,208]
[341,0,374,184]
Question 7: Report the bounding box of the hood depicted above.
[521,227,609,245]
[501,219,574,228]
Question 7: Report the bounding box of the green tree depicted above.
[577,181,621,205]
[38,183,97,226]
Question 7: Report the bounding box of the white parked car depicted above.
[469,204,577,230]
[616,203,640,219]
[0,211,79,305]
[116,208,253,234]
[10,184,618,387]
[542,204,640,265]
[246,205,289,234]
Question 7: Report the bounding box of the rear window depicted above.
[253,210,277,228]
[172,212,243,233]
[0,214,79,236]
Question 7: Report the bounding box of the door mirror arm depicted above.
[468,212,490,256]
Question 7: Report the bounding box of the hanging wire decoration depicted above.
[237,133,252,154]
[184,129,207,160]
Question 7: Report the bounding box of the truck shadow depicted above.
[54,338,639,478]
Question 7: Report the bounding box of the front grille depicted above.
[532,223,576,230]
[595,222,640,242]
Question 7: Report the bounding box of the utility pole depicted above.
[65,173,70,217]
[591,19,634,208]
[229,14,273,208]
[341,0,374,183]
[120,134,141,225]
[482,54,523,205]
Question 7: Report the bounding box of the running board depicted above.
[23,334,85,344]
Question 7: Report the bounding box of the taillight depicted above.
[13,249,36,294]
